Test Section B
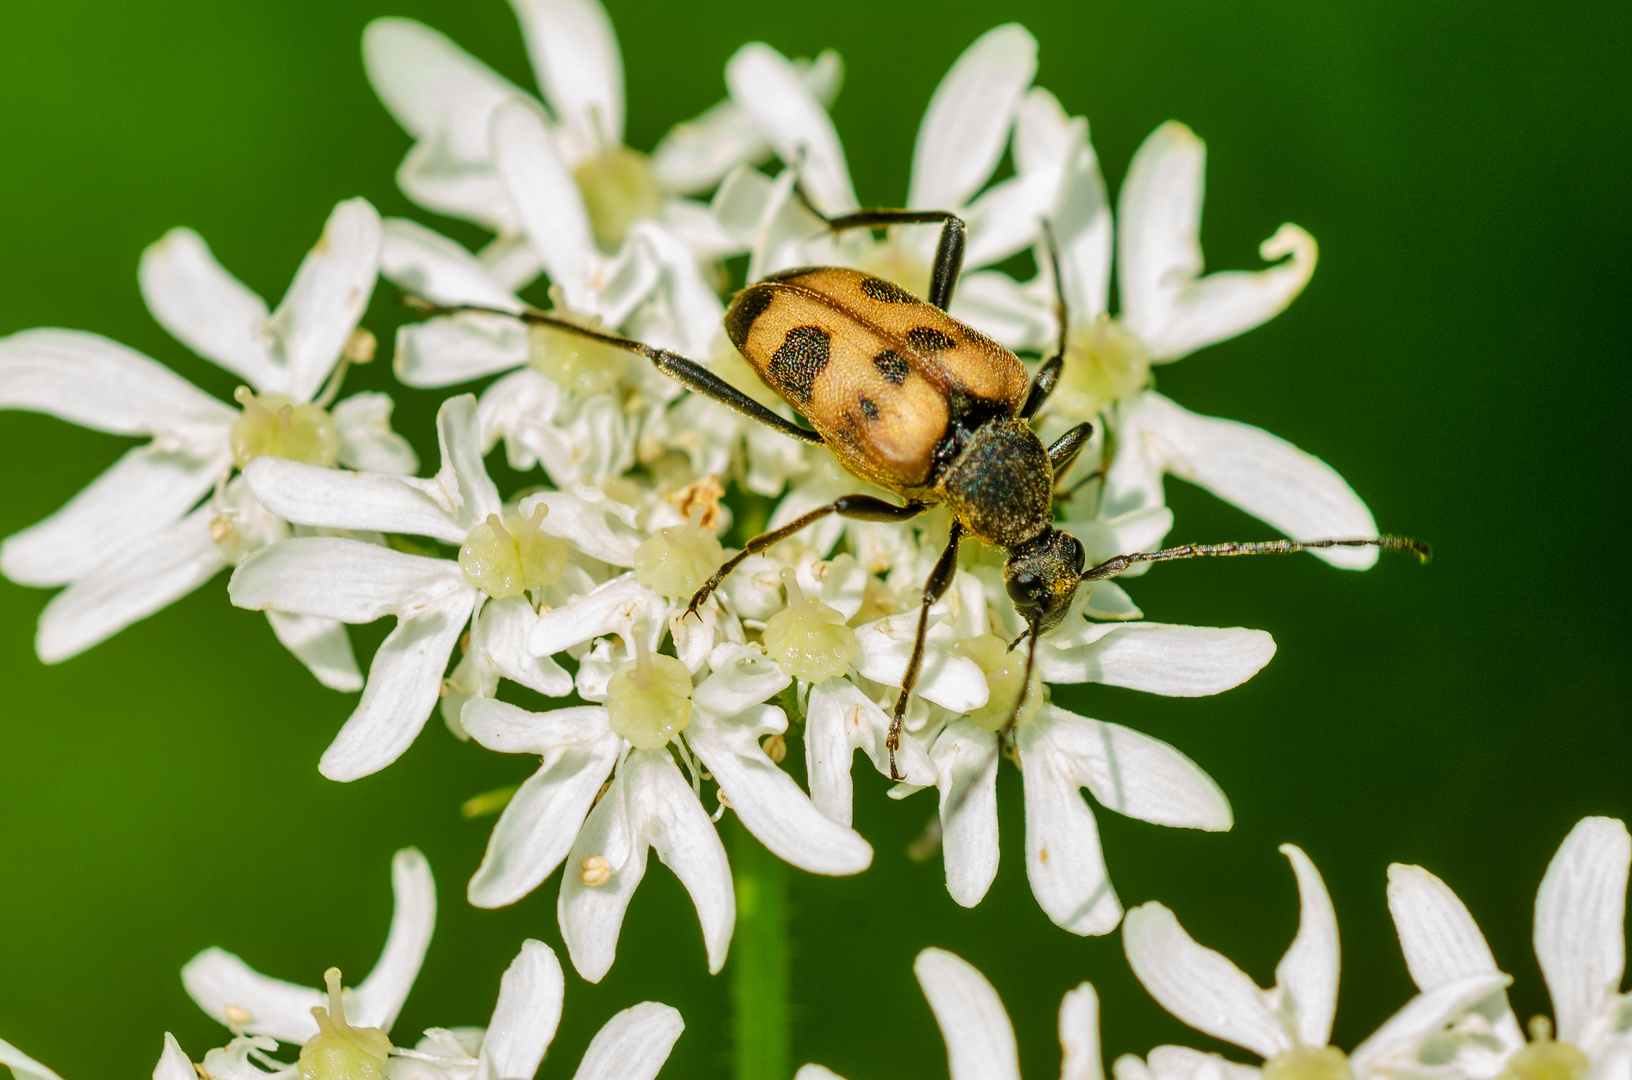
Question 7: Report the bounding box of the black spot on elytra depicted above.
[725,286,775,351]
[907,326,957,353]
[860,276,918,304]
[873,350,908,385]
[859,396,880,421]
[768,325,831,404]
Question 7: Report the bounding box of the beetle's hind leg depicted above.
[885,522,965,781]
[403,298,825,447]
[789,186,968,311]
[683,495,927,620]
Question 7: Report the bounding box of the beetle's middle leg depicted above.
[683,495,927,620]
[790,185,968,311]
[1021,221,1071,420]
[886,521,965,781]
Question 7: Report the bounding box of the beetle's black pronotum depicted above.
[410,207,1427,779]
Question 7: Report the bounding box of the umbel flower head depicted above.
[1386,816,1632,1080]
[175,848,684,1080]
[1118,844,1510,1080]
[0,196,415,686]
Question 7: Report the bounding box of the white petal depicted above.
[364,17,525,150]
[319,592,477,781]
[182,948,325,1043]
[933,720,1001,908]
[266,198,381,402]
[380,218,520,310]
[558,750,734,981]
[688,703,873,876]
[1351,973,1514,1080]
[726,43,857,213]
[1117,122,1316,361]
[1040,622,1275,697]
[0,327,233,435]
[519,490,643,566]
[138,227,275,388]
[332,392,420,476]
[466,713,620,907]
[1534,817,1631,1045]
[795,1068,848,1080]
[913,948,1021,1080]
[804,678,934,826]
[1121,902,1288,1058]
[464,700,606,755]
[394,311,530,389]
[152,1034,195,1080]
[229,537,467,623]
[353,848,437,1033]
[853,610,989,712]
[1059,983,1105,1080]
[0,1039,64,1080]
[908,24,1036,211]
[476,940,564,1080]
[1273,844,1339,1049]
[429,392,504,529]
[1,443,225,586]
[35,503,227,663]
[1015,716,1120,935]
[948,268,1055,354]
[1386,863,1501,989]
[510,0,624,154]
[1114,393,1380,569]
[692,647,792,717]
[626,220,726,356]
[492,100,599,302]
[570,1001,685,1080]
[961,166,1058,272]
[475,598,574,696]
[266,610,363,692]
[529,574,663,657]
[1029,705,1230,830]
[1046,101,1111,321]
[241,458,462,543]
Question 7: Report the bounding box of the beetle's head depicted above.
[1002,526,1085,638]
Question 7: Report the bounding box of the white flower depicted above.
[797,946,1104,1080]
[179,848,682,1080]
[362,0,837,278]
[1386,816,1632,1080]
[1002,106,1375,569]
[0,1033,195,1080]
[1118,844,1511,1080]
[228,394,619,781]
[0,198,412,678]
[464,573,871,980]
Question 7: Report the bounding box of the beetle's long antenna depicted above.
[1081,535,1430,582]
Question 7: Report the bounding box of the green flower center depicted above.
[526,307,630,396]
[634,505,725,599]
[763,568,857,681]
[458,505,569,600]
[1503,1018,1590,1080]
[297,967,392,1080]
[1262,1045,1355,1080]
[606,633,693,749]
[953,634,1045,732]
[230,388,339,469]
[573,145,663,252]
[1054,314,1151,417]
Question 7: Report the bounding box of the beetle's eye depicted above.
[1007,571,1045,607]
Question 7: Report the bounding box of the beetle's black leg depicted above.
[403,297,825,446]
[788,191,968,311]
[683,496,927,620]
[886,521,965,780]
[1021,222,1070,420]
[1046,422,1094,478]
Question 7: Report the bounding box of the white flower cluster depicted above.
[0,1,1382,978]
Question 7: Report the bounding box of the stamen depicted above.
[579,855,612,887]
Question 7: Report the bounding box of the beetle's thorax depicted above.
[938,417,1054,549]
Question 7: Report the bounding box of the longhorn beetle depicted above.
[410,206,1427,780]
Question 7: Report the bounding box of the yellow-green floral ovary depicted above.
[1053,314,1151,418]
[607,634,693,750]
[1261,1046,1355,1080]
[296,967,391,1080]
[634,505,725,599]
[527,320,629,396]
[230,388,339,468]
[763,569,857,681]
[954,634,1045,731]
[1501,1018,1590,1080]
[574,145,663,252]
[458,505,569,599]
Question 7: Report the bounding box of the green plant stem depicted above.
[731,821,790,1080]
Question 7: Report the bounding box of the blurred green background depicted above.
[1,0,1628,1075]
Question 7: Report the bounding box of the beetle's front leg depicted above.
[886,521,965,780]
